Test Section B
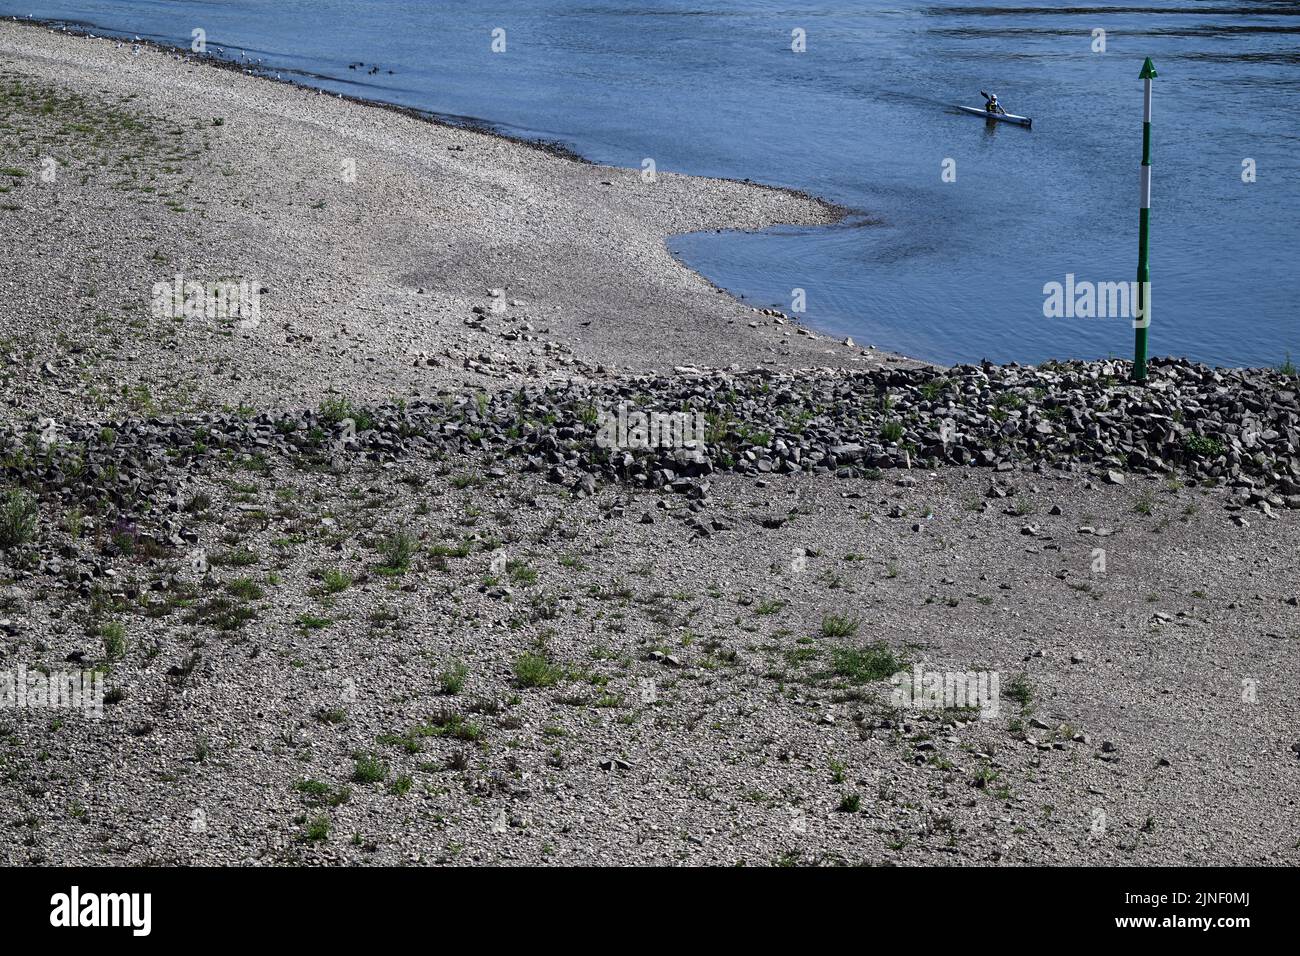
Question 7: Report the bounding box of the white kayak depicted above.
[953,105,1032,127]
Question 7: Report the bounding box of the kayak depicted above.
[953,105,1032,127]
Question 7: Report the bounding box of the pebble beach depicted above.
[1,19,1297,867]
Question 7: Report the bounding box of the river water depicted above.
[6,0,1298,367]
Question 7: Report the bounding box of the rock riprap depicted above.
[2,358,1297,520]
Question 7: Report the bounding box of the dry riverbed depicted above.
[0,19,893,427]
[0,20,1296,867]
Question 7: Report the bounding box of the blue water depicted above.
[6,1,1298,367]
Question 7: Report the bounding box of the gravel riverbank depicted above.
[0,19,1296,867]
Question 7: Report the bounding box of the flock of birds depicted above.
[12,15,391,89]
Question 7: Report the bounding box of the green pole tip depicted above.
[1139,57,1158,79]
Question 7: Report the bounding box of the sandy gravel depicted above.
[0,19,1295,868]
[0,19,902,426]
[3,448,1297,866]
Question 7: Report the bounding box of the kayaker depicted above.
[983,91,1006,115]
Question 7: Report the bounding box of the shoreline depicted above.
[6,14,1287,374]
[4,13,859,341]
[2,15,597,164]
[1,17,913,428]
[8,14,852,213]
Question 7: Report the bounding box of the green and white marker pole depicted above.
[1133,57,1157,382]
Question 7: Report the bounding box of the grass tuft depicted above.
[820,613,861,638]
[0,489,38,549]
[830,642,900,683]
[514,651,564,689]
